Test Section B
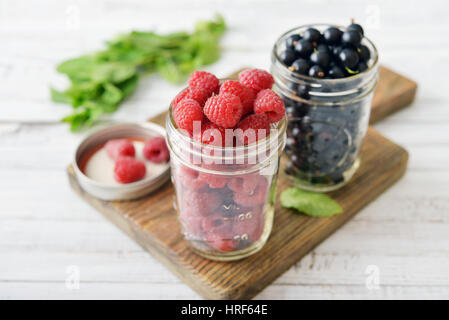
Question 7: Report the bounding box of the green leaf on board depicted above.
[280,187,343,218]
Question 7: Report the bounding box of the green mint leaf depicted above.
[280,187,343,218]
[91,63,136,83]
[83,102,106,126]
[64,82,102,108]
[194,14,226,37]
[62,108,91,132]
[117,75,138,98]
[100,83,123,106]
[156,57,184,83]
[50,88,72,104]
[56,56,97,82]
[62,101,106,131]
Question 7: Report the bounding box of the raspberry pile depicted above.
[171,69,285,254]
[175,166,268,253]
[104,137,169,184]
[172,69,285,146]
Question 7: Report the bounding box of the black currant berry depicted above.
[328,65,345,79]
[289,59,310,75]
[357,45,370,62]
[342,29,362,45]
[357,61,368,72]
[310,51,331,68]
[286,34,301,49]
[294,39,314,58]
[302,28,321,43]
[286,106,300,117]
[296,84,311,99]
[317,43,330,53]
[348,23,364,36]
[279,49,297,66]
[339,48,359,69]
[290,154,303,167]
[323,27,342,44]
[290,126,301,137]
[332,45,343,57]
[308,65,325,78]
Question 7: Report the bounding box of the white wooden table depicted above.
[1,0,449,299]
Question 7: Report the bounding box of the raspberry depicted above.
[105,139,135,160]
[187,87,211,106]
[143,137,169,163]
[202,212,233,235]
[173,98,203,133]
[228,174,265,195]
[198,172,229,189]
[235,114,270,145]
[205,232,237,252]
[176,165,208,190]
[172,87,210,110]
[254,89,286,123]
[233,176,268,206]
[199,121,226,147]
[203,94,243,128]
[179,209,204,239]
[238,68,274,93]
[219,80,256,115]
[188,71,219,95]
[182,189,222,216]
[113,156,146,184]
[232,206,264,242]
[171,89,188,110]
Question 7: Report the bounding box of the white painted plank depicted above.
[1,249,449,288]
[0,282,201,300]
[1,282,448,300]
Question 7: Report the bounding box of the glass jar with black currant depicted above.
[271,23,378,192]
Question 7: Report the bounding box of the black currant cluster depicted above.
[279,23,370,79]
[283,102,368,186]
[278,22,373,188]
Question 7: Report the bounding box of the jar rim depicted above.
[272,23,379,83]
[166,107,287,155]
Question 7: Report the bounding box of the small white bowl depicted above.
[73,122,170,201]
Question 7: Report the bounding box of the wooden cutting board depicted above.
[370,66,417,123]
[67,66,412,299]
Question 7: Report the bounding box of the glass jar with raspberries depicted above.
[271,22,379,192]
[166,69,286,261]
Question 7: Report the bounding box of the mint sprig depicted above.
[52,15,226,131]
[280,187,343,218]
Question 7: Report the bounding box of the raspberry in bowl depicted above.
[166,70,287,261]
[73,123,170,201]
[271,22,379,192]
